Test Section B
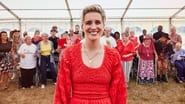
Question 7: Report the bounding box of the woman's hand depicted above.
[20,54,25,58]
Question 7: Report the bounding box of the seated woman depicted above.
[137,35,157,84]
[173,42,185,83]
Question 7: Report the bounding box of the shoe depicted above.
[162,75,168,82]
[179,80,183,83]
[177,77,183,83]
[181,77,185,82]
[41,84,45,89]
[30,86,34,89]
[157,75,161,82]
[11,73,16,80]
[146,78,153,84]
[139,79,145,85]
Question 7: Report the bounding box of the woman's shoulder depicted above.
[63,43,81,57]
[105,46,120,58]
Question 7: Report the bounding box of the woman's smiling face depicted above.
[82,12,104,42]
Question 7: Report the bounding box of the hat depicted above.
[161,33,170,40]
[143,35,152,40]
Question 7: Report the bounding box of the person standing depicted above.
[101,27,117,48]
[169,26,182,48]
[54,4,127,104]
[18,36,37,88]
[116,32,135,87]
[49,28,59,63]
[153,25,167,41]
[0,31,15,90]
[39,33,57,88]
[139,29,147,43]
[155,33,174,82]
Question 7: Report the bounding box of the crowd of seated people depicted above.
[0,24,184,90]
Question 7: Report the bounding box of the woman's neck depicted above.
[123,39,129,44]
[43,40,48,43]
[1,40,7,43]
[84,39,101,51]
[143,43,150,47]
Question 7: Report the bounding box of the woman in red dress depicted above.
[53,4,127,104]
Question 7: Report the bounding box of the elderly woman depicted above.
[18,36,37,88]
[116,32,135,87]
[173,42,185,83]
[169,26,182,48]
[137,35,157,84]
[39,33,57,88]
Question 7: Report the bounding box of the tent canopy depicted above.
[0,0,184,20]
[0,0,185,34]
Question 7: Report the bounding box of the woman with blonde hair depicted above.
[54,4,126,104]
[39,33,57,88]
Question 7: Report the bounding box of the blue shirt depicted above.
[173,49,185,61]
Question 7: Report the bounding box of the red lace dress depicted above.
[54,44,127,104]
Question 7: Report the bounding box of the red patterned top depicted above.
[54,43,127,104]
[138,43,155,60]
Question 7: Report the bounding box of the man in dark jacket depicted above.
[153,25,167,41]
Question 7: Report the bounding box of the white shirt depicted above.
[101,36,117,48]
[18,43,37,69]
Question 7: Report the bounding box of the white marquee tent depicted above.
[0,0,185,37]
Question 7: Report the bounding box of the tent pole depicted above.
[18,19,22,32]
[169,18,172,33]
[121,18,123,33]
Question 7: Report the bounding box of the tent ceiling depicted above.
[0,11,16,19]
[176,9,185,17]
[0,0,185,20]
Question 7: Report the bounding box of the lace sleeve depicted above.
[109,52,127,104]
[53,48,72,104]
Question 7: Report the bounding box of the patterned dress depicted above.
[138,43,155,80]
[0,42,14,72]
[54,44,127,104]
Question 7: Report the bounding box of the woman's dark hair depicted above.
[0,31,8,43]
[113,31,120,40]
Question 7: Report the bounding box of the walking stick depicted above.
[136,58,140,85]
[154,57,158,85]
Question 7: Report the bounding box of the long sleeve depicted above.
[109,52,127,104]
[115,40,123,54]
[53,48,72,104]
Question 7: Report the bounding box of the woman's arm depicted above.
[110,51,127,104]
[53,49,72,104]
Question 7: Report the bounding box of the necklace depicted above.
[83,44,101,63]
